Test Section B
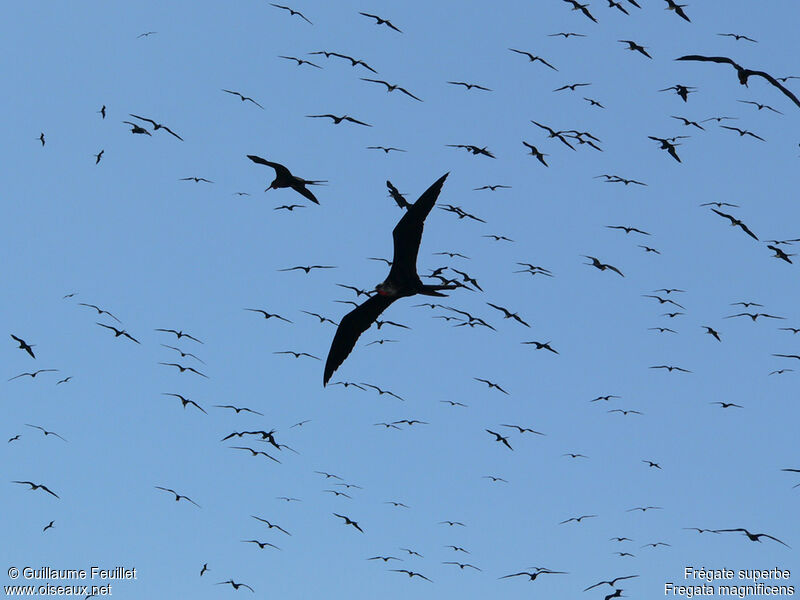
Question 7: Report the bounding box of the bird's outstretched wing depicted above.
[247,155,292,179]
[324,294,395,385]
[389,173,449,283]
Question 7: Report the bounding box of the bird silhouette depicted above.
[323,174,455,385]
[248,155,326,204]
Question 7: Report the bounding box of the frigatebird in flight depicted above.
[676,55,800,108]
[359,12,402,32]
[129,114,183,140]
[222,89,264,108]
[11,334,36,358]
[270,3,312,24]
[247,155,326,204]
[323,174,455,385]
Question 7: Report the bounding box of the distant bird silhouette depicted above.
[13,481,59,498]
[94,149,104,164]
[155,329,203,343]
[554,82,591,92]
[43,520,55,532]
[474,378,509,394]
[522,341,558,354]
[307,114,371,126]
[648,136,683,162]
[447,81,492,91]
[159,362,208,377]
[270,3,312,24]
[720,125,765,141]
[659,84,696,102]
[11,334,36,358]
[279,55,321,68]
[390,569,432,582]
[672,116,704,130]
[155,486,200,507]
[585,574,639,590]
[584,256,624,276]
[713,528,790,548]
[738,100,782,114]
[214,404,262,416]
[129,114,183,140]
[123,121,151,135]
[163,393,207,414]
[280,265,336,275]
[244,308,292,323]
[509,49,558,70]
[676,55,800,109]
[248,155,326,204]
[368,146,406,154]
[216,580,254,592]
[650,365,691,373]
[719,33,757,42]
[619,40,651,58]
[9,369,58,381]
[560,514,597,524]
[222,89,263,108]
[486,429,513,450]
[522,141,549,166]
[97,323,140,344]
[361,78,422,101]
[563,0,598,23]
[711,209,758,240]
[25,424,67,442]
[360,12,402,32]
[97,105,106,118]
[664,0,690,22]
[38,132,46,146]
[333,513,364,532]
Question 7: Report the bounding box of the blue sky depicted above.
[2,0,799,597]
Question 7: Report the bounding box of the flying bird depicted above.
[618,40,651,58]
[448,81,492,91]
[359,12,402,32]
[222,89,264,108]
[78,302,122,321]
[96,323,140,344]
[247,155,326,204]
[664,0,691,22]
[244,309,292,323]
[720,125,765,141]
[675,55,800,109]
[279,55,321,68]
[155,486,201,507]
[562,0,598,23]
[508,49,558,70]
[711,209,758,240]
[9,369,58,381]
[307,114,371,126]
[713,528,790,548]
[129,114,183,140]
[333,513,364,533]
[270,3,312,24]
[719,33,757,42]
[11,334,36,358]
[323,174,454,385]
[583,256,624,276]
[154,329,203,343]
[123,121,151,135]
[361,78,422,101]
[12,481,59,498]
[486,429,513,450]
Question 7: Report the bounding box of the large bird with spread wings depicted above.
[323,173,455,385]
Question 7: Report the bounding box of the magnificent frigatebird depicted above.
[247,155,326,204]
[323,174,455,385]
